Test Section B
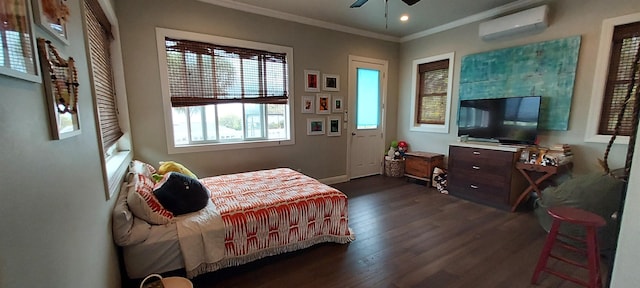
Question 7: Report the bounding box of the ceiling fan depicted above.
[350,0,421,29]
[349,0,421,8]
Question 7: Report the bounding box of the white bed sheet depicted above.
[122,222,182,279]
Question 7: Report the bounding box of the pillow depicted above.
[112,182,151,246]
[127,173,174,225]
[153,172,210,216]
[154,161,198,181]
[129,160,156,179]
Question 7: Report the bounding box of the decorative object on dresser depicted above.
[404,151,444,184]
[447,143,528,211]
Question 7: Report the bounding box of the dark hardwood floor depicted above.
[131,175,612,288]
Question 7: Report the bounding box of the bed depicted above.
[112,162,354,279]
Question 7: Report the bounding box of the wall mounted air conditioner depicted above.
[479,5,549,40]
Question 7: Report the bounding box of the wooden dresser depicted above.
[447,143,527,211]
[404,151,444,183]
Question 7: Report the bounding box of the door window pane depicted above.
[356,68,380,129]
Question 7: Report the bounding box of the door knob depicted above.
[351,132,356,136]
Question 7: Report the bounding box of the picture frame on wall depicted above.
[32,0,70,45]
[37,38,81,139]
[307,118,325,135]
[322,74,339,91]
[316,93,331,114]
[301,95,315,114]
[304,70,320,92]
[332,97,344,113]
[327,116,341,137]
[0,0,41,82]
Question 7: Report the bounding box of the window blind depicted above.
[599,21,640,136]
[85,0,122,151]
[417,59,449,125]
[164,38,288,107]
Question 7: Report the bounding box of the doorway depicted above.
[348,56,388,179]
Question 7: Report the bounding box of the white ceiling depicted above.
[197,0,546,42]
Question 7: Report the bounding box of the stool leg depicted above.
[585,225,602,288]
[531,219,561,284]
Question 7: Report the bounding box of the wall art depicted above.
[0,0,41,82]
[37,37,80,139]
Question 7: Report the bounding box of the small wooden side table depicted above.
[511,162,572,212]
[404,151,444,184]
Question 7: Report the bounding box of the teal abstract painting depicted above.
[459,36,581,130]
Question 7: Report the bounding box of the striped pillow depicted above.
[127,173,174,225]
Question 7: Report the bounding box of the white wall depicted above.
[611,135,640,286]
[0,0,122,287]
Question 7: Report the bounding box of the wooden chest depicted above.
[404,151,444,183]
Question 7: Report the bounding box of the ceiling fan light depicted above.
[400,15,409,21]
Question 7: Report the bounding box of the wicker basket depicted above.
[140,274,193,288]
[384,157,405,177]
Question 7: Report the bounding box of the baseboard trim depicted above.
[319,175,349,185]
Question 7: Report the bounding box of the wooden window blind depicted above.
[84,0,122,151]
[599,21,640,136]
[164,38,288,107]
[417,59,449,125]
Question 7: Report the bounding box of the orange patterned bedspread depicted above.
[200,168,354,263]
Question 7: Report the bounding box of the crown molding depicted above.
[401,0,545,42]
[197,0,401,42]
[197,0,545,43]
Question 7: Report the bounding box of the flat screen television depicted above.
[457,96,541,145]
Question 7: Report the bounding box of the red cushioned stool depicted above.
[531,206,606,288]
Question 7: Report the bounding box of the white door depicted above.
[348,56,387,179]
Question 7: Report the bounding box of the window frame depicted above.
[156,28,295,154]
[585,12,640,144]
[409,52,455,134]
[83,0,132,200]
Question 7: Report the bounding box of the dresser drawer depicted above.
[449,145,514,163]
[448,181,507,208]
[448,156,512,180]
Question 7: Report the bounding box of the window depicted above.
[84,0,132,199]
[156,28,294,153]
[410,52,454,134]
[586,13,640,144]
[599,22,640,136]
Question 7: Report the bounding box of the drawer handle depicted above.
[473,151,481,155]
[470,185,479,189]
[472,165,480,170]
